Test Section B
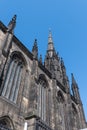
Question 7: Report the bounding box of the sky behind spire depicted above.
[0,0,87,120]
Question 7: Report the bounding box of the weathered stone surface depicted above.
[0,17,86,130]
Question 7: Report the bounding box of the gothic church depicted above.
[0,15,86,130]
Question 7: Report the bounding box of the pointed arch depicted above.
[10,51,27,66]
[0,115,14,130]
[38,74,50,123]
[1,51,27,103]
[38,74,49,87]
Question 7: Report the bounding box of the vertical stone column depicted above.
[24,79,37,129]
[78,103,86,129]
[43,87,46,122]
[24,74,39,130]
[38,83,41,117]
[2,33,13,57]
[50,79,56,130]
[65,94,73,130]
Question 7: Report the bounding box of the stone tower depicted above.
[0,16,86,130]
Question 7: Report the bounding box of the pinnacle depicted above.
[48,30,53,43]
[7,14,17,33]
[71,73,77,86]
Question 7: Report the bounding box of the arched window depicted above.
[38,74,48,122]
[1,52,26,103]
[56,90,65,130]
[0,116,14,130]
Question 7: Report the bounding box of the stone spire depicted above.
[31,39,38,76]
[71,73,81,102]
[2,15,17,57]
[71,73,77,86]
[47,30,54,58]
[44,31,63,82]
[7,15,17,33]
[32,39,38,59]
[44,30,54,71]
[48,30,53,43]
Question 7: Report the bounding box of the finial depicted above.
[7,14,17,33]
[32,39,38,50]
[39,54,42,63]
[61,57,64,64]
[35,38,37,43]
[48,28,53,43]
[32,39,38,59]
[34,39,37,46]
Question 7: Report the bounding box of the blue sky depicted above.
[0,0,87,120]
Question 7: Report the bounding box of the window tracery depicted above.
[38,74,48,122]
[1,52,25,103]
[0,116,14,130]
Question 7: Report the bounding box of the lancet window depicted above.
[38,74,48,122]
[1,52,25,103]
[56,90,65,130]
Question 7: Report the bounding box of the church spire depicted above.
[44,31,63,81]
[47,30,54,57]
[71,73,81,103]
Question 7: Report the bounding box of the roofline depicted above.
[0,21,33,60]
[0,21,52,78]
